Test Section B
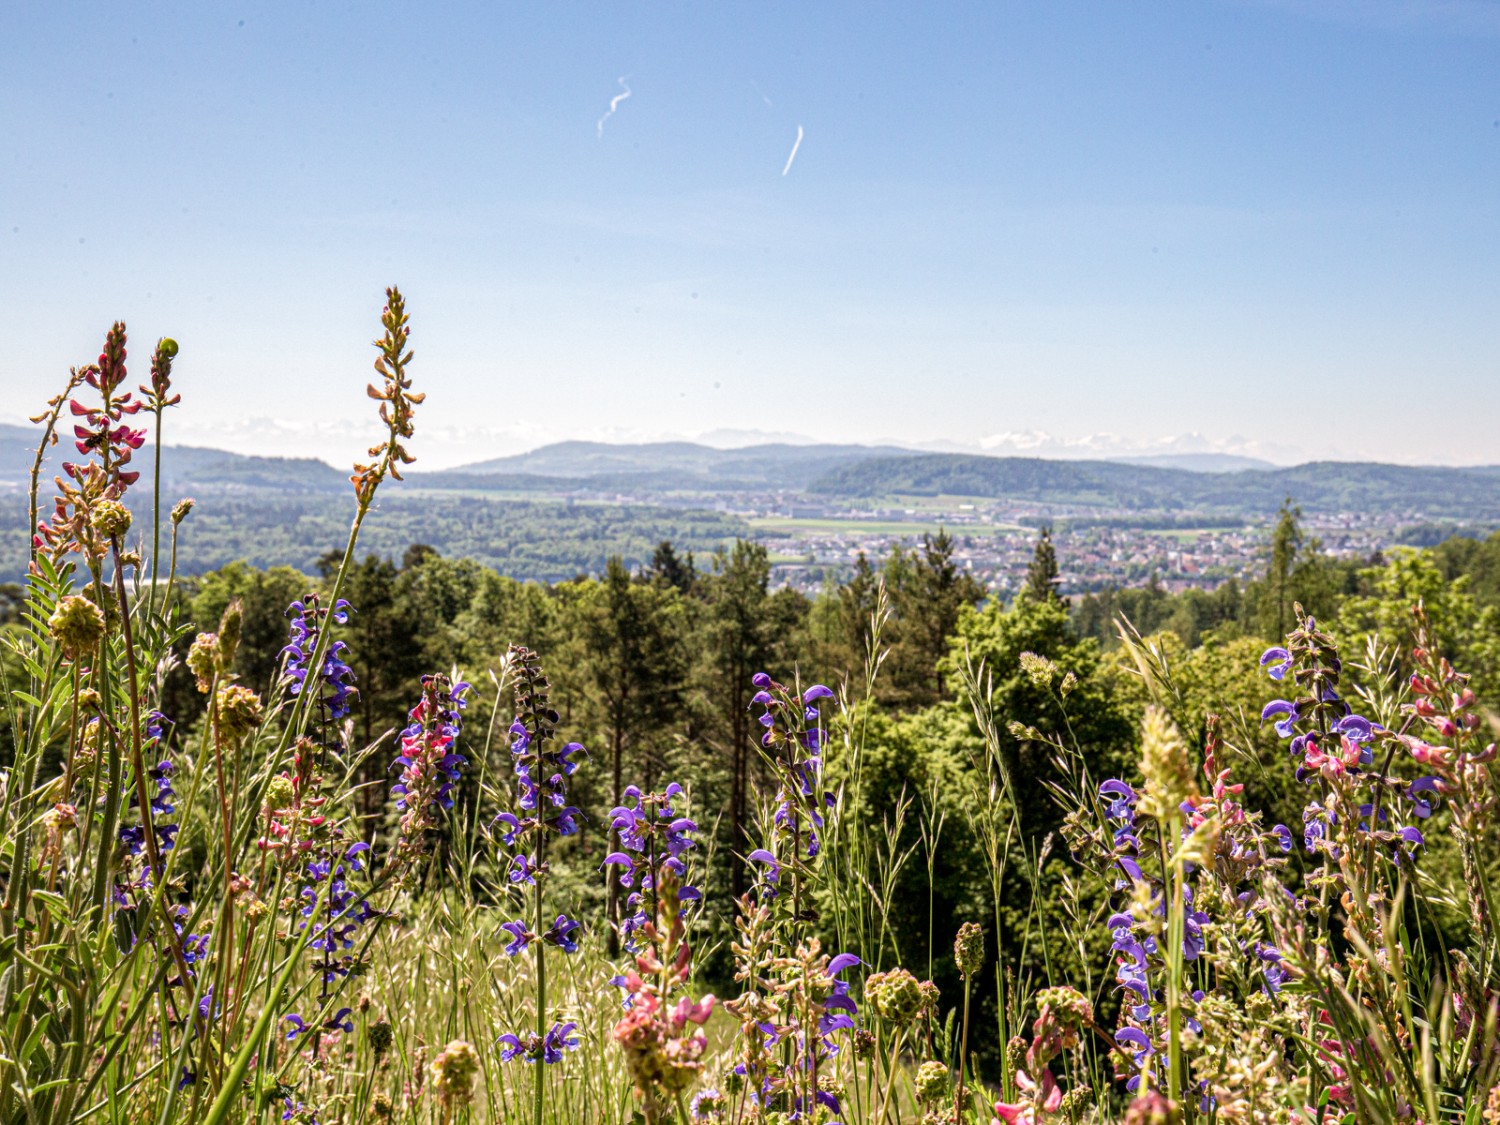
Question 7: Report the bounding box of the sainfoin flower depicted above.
[390,673,469,864]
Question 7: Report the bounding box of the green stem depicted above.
[533,825,547,1125]
[1165,812,1185,1111]
[147,404,164,617]
[956,975,971,1123]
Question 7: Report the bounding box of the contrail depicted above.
[751,79,773,107]
[781,124,804,176]
[596,77,631,138]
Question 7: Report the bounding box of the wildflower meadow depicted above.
[4,290,1499,1125]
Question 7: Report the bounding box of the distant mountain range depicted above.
[5,426,1498,525]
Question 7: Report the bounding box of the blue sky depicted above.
[3,1,1498,467]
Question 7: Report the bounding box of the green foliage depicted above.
[0,492,749,584]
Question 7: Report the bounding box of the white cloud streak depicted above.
[781,124,804,176]
[596,77,632,138]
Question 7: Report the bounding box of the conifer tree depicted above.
[1024,525,1062,603]
[580,557,686,952]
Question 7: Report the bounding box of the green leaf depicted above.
[31,891,68,922]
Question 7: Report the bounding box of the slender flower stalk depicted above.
[490,646,585,1125]
[138,336,180,616]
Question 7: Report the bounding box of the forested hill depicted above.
[0,424,346,494]
[431,440,916,490]
[808,454,1500,518]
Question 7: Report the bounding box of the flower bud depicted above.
[1482,1081,1500,1125]
[691,1088,727,1121]
[48,594,106,658]
[171,497,194,525]
[1035,985,1093,1030]
[918,979,940,1015]
[1019,651,1056,689]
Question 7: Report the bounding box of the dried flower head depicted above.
[915,1060,949,1104]
[865,967,925,1025]
[48,594,106,658]
[1019,650,1056,689]
[215,684,264,744]
[429,1039,480,1108]
[954,922,985,978]
[368,1017,394,1062]
[1137,705,1197,820]
[187,633,220,693]
[90,499,131,540]
[216,599,243,673]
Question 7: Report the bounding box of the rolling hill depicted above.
[806,454,1500,519]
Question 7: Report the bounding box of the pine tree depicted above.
[580,557,686,952]
[646,539,697,594]
[702,541,777,898]
[1263,499,1305,640]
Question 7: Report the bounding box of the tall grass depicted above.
[3,291,1497,1123]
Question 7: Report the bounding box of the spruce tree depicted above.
[1024,525,1062,603]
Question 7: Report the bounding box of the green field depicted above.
[750,519,972,537]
